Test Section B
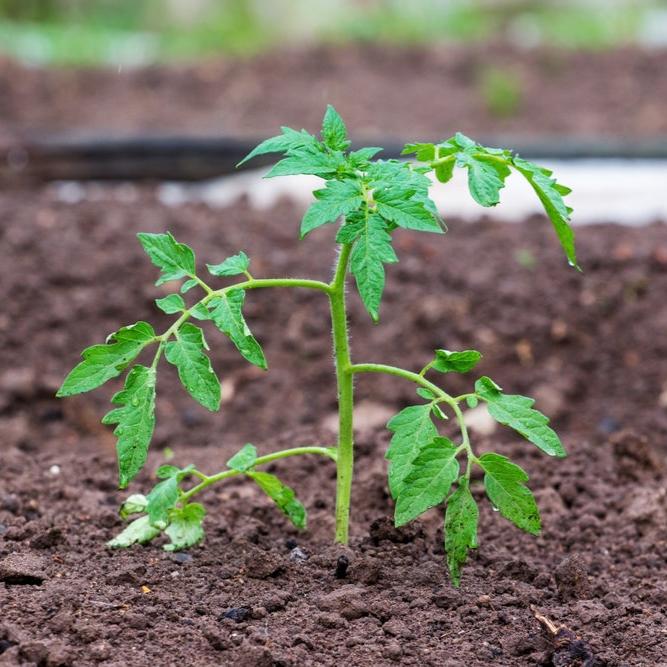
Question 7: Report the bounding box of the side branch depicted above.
[181,445,337,502]
[350,362,473,462]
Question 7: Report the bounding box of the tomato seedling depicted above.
[58,106,576,585]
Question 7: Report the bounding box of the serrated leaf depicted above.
[432,349,482,374]
[401,142,436,161]
[165,323,221,412]
[107,515,161,549]
[512,157,578,269]
[207,251,250,277]
[119,494,148,519]
[475,377,565,457]
[348,146,383,168]
[321,105,350,151]
[101,365,156,489]
[456,151,511,207]
[445,479,479,587]
[146,476,178,527]
[248,471,307,530]
[237,127,317,166]
[386,404,438,498]
[374,188,443,233]
[208,290,267,369]
[155,294,185,314]
[349,214,398,321]
[479,452,541,535]
[300,178,363,238]
[394,437,459,527]
[227,443,257,472]
[137,232,196,286]
[57,322,156,397]
[164,503,206,551]
[265,145,344,178]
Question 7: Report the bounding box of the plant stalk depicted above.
[330,244,354,544]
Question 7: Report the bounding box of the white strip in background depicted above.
[156,160,667,227]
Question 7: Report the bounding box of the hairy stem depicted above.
[330,244,354,544]
[181,446,336,503]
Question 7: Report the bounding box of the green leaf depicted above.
[349,214,398,321]
[374,188,443,233]
[165,323,221,412]
[164,503,206,551]
[180,278,198,294]
[456,150,511,207]
[57,322,156,397]
[137,232,196,286]
[416,387,436,400]
[107,515,161,549]
[101,365,156,489]
[248,471,307,530]
[265,146,344,178]
[300,178,363,238]
[512,157,578,269]
[146,476,178,527]
[237,127,317,166]
[394,437,459,527]
[119,494,148,519]
[156,463,195,481]
[434,158,456,184]
[227,443,257,472]
[348,147,383,168]
[321,105,350,151]
[444,479,478,587]
[155,294,185,314]
[190,302,211,321]
[479,452,541,535]
[401,142,436,161]
[386,404,438,498]
[206,251,250,277]
[432,349,482,374]
[466,395,479,409]
[475,377,565,457]
[208,290,267,369]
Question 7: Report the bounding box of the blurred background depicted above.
[1,0,667,65]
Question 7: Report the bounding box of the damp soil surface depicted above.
[1,187,667,666]
[1,44,667,141]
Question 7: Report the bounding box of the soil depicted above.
[1,43,667,141]
[1,185,667,666]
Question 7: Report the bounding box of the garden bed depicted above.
[0,187,666,665]
[2,44,667,141]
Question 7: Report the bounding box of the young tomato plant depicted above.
[58,106,577,585]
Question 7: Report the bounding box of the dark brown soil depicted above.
[1,186,667,666]
[2,43,667,141]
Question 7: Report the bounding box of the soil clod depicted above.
[334,555,349,579]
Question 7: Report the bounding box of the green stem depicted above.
[158,277,331,343]
[349,362,475,466]
[330,244,354,544]
[181,446,336,502]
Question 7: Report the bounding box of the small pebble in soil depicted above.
[289,547,309,562]
[335,555,349,579]
[221,607,252,623]
[48,464,61,476]
[0,524,6,536]
[171,552,192,565]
